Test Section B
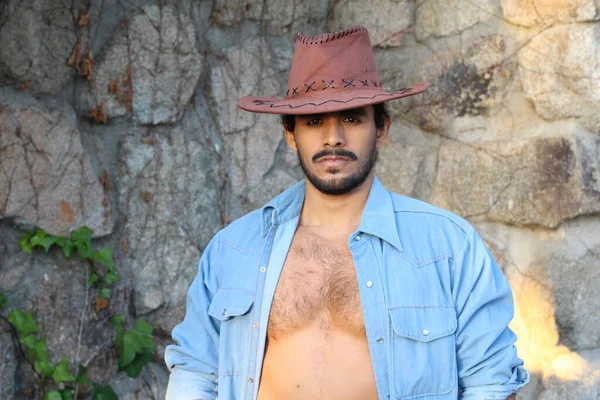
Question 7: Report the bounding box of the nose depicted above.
[323,118,346,148]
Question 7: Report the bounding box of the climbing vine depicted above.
[0,227,155,399]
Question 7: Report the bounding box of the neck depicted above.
[299,173,374,230]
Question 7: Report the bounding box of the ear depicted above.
[284,127,298,152]
[375,117,391,148]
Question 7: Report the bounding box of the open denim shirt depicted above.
[164,177,529,400]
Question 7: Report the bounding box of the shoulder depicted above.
[387,192,476,264]
[390,192,473,235]
[216,208,264,255]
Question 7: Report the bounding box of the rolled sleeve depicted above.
[164,234,222,400]
[452,228,530,399]
[166,368,218,400]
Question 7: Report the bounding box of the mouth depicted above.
[317,156,352,167]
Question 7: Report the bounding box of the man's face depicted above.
[284,106,389,195]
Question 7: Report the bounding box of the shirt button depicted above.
[253,322,259,328]
[248,377,254,383]
[376,337,384,344]
[260,266,266,272]
[422,329,429,336]
[366,281,373,288]
[354,235,361,241]
[221,309,227,315]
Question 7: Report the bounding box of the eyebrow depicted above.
[299,107,368,120]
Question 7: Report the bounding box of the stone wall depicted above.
[0,0,599,398]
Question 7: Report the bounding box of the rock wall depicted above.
[0,0,599,398]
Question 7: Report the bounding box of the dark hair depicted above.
[280,102,389,132]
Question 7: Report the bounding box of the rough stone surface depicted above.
[328,0,414,47]
[501,0,600,27]
[118,103,222,333]
[518,23,600,132]
[0,88,113,237]
[1,1,600,398]
[0,323,17,399]
[543,218,600,351]
[84,1,202,125]
[0,248,118,395]
[109,362,168,400]
[376,121,440,200]
[398,35,514,132]
[210,38,302,217]
[431,131,600,228]
[0,0,78,94]
[213,0,329,34]
[415,0,499,41]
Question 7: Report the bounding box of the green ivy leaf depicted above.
[91,248,115,269]
[75,364,91,385]
[59,388,75,400]
[88,272,99,287]
[103,272,120,286]
[52,359,75,384]
[62,242,75,258]
[91,384,118,400]
[30,229,55,252]
[35,359,55,377]
[18,230,36,253]
[32,336,50,362]
[100,288,111,300]
[113,315,125,349]
[0,292,6,310]
[71,226,93,259]
[119,330,142,367]
[121,352,152,378]
[45,390,62,400]
[8,309,40,335]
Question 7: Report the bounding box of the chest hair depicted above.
[268,236,365,339]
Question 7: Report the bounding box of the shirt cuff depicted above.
[460,366,530,400]
[165,367,218,400]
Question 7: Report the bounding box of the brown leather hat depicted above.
[238,25,426,115]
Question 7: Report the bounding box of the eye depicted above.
[307,118,322,126]
[344,116,361,124]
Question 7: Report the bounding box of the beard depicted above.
[297,142,379,196]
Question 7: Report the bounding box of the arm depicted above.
[452,228,529,400]
[164,235,221,400]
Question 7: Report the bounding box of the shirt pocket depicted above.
[208,289,256,376]
[208,288,255,322]
[388,306,457,399]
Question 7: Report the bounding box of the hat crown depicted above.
[285,26,381,98]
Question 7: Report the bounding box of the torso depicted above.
[257,226,378,400]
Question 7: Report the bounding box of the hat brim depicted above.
[238,82,426,115]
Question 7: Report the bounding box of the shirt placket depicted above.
[243,216,278,400]
[350,232,391,399]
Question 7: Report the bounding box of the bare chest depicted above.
[268,235,364,339]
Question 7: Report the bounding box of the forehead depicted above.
[296,106,372,120]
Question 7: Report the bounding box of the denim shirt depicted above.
[164,177,529,400]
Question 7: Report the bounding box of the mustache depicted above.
[312,149,358,162]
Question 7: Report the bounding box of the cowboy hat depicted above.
[238,25,426,115]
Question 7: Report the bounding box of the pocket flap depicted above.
[208,289,255,322]
[389,306,457,343]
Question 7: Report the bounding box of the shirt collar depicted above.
[260,176,403,252]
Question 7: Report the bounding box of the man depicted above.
[165,26,529,400]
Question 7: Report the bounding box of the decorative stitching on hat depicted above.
[296,25,367,45]
[291,87,299,95]
[342,79,355,87]
[304,82,316,92]
[322,80,335,90]
[359,79,369,86]
[265,87,415,109]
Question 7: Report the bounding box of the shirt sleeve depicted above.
[164,234,221,400]
[451,228,530,400]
